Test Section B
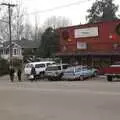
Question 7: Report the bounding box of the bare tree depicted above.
[33,15,42,41]
[12,0,25,40]
[0,7,9,41]
[0,0,25,41]
[43,16,72,29]
[22,23,33,40]
[22,17,42,41]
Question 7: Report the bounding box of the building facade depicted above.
[57,20,120,67]
[0,42,23,60]
[0,39,40,61]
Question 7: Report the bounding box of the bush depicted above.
[0,58,9,76]
[11,58,23,69]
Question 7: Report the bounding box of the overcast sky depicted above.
[1,0,120,26]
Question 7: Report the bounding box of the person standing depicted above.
[17,68,22,82]
[30,66,36,81]
[9,66,15,82]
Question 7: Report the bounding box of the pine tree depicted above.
[39,27,59,57]
[86,0,118,23]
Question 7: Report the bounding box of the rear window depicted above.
[35,64,45,68]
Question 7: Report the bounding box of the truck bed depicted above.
[103,67,120,74]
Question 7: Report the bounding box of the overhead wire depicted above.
[23,0,93,16]
[0,0,94,24]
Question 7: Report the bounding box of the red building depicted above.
[56,20,120,67]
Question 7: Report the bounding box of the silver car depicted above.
[62,65,91,80]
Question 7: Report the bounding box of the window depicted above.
[47,66,61,71]
[47,63,51,66]
[35,64,45,68]
[14,49,17,55]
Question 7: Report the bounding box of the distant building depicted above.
[56,20,120,67]
[0,39,40,60]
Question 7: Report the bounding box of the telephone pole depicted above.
[1,3,16,65]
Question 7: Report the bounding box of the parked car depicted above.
[62,65,94,81]
[87,66,98,77]
[24,61,55,79]
[45,63,69,80]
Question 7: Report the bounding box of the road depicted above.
[0,76,120,120]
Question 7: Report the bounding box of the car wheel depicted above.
[39,72,45,79]
[107,75,112,82]
[93,71,98,77]
[58,73,63,80]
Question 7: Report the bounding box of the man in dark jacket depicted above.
[9,66,15,82]
[17,68,22,82]
[30,66,36,81]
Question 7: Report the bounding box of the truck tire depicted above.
[107,75,112,82]
[58,73,63,80]
[93,71,98,77]
[39,72,45,79]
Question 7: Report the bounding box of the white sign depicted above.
[74,27,98,38]
[77,42,87,49]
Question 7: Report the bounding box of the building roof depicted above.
[56,51,120,57]
[58,19,120,30]
[2,39,40,49]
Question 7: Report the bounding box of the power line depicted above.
[24,0,93,16]
[0,0,94,20]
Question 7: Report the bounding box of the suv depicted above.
[45,63,69,80]
[24,61,55,79]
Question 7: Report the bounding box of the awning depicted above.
[56,52,120,57]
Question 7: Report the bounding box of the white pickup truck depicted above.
[45,63,69,80]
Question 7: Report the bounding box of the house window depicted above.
[14,49,17,55]
[19,49,21,55]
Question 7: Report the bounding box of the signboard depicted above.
[74,27,98,38]
[77,42,87,49]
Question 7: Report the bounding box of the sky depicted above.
[1,0,120,26]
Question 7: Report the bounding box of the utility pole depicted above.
[1,3,16,65]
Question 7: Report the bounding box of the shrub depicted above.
[11,58,23,69]
[0,58,9,76]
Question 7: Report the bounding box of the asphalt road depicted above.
[0,76,120,120]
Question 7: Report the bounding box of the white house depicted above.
[0,42,23,60]
[0,39,40,61]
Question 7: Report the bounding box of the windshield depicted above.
[35,64,45,68]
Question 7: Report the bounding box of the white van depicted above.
[24,61,55,79]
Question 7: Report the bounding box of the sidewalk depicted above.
[0,74,25,82]
[0,75,9,81]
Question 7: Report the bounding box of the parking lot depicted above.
[0,75,120,120]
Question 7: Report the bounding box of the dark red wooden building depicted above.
[56,20,120,67]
